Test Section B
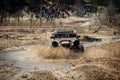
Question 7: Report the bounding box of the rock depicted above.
[0,35,10,39]
[0,34,17,39]
[21,74,28,78]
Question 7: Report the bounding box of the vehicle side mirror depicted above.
[50,36,55,39]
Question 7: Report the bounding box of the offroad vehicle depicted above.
[50,30,84,52]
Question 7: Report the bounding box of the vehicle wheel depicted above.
[52,41,58,47]
[79,45,84,52]
[73,40,80,47]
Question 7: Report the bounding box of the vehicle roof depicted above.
[54,30,76,34]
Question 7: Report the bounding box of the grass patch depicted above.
[0,33,50,50]
[0,39,46,50]
[84,42,120,58]
[101,42,120,57]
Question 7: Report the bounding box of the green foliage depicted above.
[91,0,98,5]
[91,0,109,6]
[25,0,33,3]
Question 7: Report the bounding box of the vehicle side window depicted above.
[69,34,76,37]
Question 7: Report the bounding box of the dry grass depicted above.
[84,42,120,58]
[0,39,46,50]
[101,42,120,57]
[0,32,51,50]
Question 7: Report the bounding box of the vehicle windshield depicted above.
[55,33,76,38]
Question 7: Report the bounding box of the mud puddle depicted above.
[1,47,73,72]
[83,38,120,47]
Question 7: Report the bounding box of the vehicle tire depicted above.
[52,41,58,47]
[79,45,84,52]
[73,40,80,47]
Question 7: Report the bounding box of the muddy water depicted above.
[83,38,120,47]
[1,45,73,72]
[0,38,120,72]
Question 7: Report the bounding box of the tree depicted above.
[107,1,116,17]
[90,0,109,6]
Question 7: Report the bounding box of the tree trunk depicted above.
[40,16,42,27]
[8,13,10,26]
[30,14,33,27]
[0,10,4,26]
[4,10,7,26]
[18,15,20,26]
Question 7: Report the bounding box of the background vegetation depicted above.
[0,0,120,26]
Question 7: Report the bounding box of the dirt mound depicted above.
[74,65,120,80]
[31,71,58,80]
